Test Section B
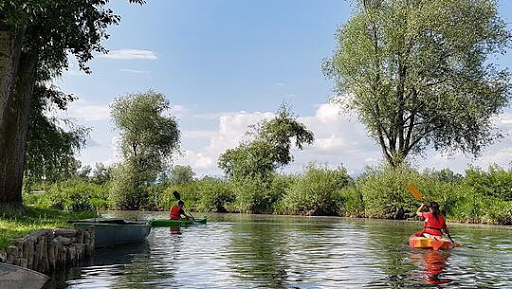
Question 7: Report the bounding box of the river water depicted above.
[45,211,512,288]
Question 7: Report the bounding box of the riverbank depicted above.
[23,164,512,225]
[0,207,96,250]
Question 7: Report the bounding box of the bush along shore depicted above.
[23,164,512,225]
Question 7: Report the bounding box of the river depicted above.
[44,211,512,288]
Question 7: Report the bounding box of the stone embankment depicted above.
[0,228,94,273]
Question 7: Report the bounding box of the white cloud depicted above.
[170,104,189,118]
[63,99,110,122]
[174,111,274,175]
[120,68,151,74]
[99,49,158,60]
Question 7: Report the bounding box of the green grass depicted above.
[0,206,97,250]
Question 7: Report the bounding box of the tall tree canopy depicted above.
[109,90,181,209]
[24,85,89,184]
[324,0,511,166]
[219,106,314,179]
[0,0,144,210]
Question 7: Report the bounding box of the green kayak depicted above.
[151,217,207,227]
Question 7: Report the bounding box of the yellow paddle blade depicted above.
[408,181,423,201]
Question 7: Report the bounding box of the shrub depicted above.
[109,165,148,210]
[279,164,352,216]
[230,176,275,214]
[162,181,201,210]
[361,164,419,219]
[339,186,364,217]
[27,179,109,212]
[464,165,512,201]
[196,177,235,213]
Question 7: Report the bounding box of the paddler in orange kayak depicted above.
[415,202,453,244]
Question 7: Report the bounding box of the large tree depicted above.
[324,0,511,166]
[0,0,144,210]
[24,85,89,185]
[110,90,181,209]
[218,106,314,180]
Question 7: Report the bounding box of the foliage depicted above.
[324,0,512,167]
[109,90,180,209]
[168,165,195,185]
[196,177,235,213]
[0,207,97,250]
[91,162,114,185]
[219,105,313,180]
[464,165,512,201]
[109,163,149,210]
[162,182,202,210]
[279,164,352,216]
[23,179,109,212]
[339,186,365,218]
[230,176,276,214]
[24,85,88,186]
[360,164,419,219]
[0,0,144,208]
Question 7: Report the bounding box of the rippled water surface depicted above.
[45,212,512,288]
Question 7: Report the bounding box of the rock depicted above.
[0,251,6,262]
[53,229,77,238]
[5,246,17,264]
[54,235,74,246]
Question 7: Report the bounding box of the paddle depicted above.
[408,182,456,248]
[172,191,195,220]
[408,182,424,201]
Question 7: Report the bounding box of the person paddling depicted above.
[415,202,453,244]
[169,200,194,221]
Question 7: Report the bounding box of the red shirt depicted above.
[420,212,446,236]
[170,206,185,220]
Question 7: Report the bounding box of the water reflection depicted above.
[228,220,292,288]
[410,251,451,285]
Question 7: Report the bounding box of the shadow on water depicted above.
[44,241,151,289]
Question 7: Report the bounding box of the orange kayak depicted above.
[409,235,459,250]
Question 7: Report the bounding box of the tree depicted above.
[110,90,180,209]
[0,0,144,210]
[169,165,195,184]
[24,85,89,184]
[324,0,511,167]
[218,105,314,179]
[91,163,114,185]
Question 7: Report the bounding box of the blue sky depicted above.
[57,0,512,176]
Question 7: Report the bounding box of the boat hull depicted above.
[0,263,49,289]
[73,219,151,248]
[151,217,207,227]
[409,235,454,250]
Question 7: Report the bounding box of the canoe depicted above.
[72,218,151,248]
[151,217,207,227]
[0,262,49,289]
[409,235,459,250]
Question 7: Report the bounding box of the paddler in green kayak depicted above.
[170,200,195,220]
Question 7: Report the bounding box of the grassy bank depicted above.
[23,164,512,225]
[0,207,96,250]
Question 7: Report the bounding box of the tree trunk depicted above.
[0,25,25,128]
[0,49,38,210]
[0,25,26,211]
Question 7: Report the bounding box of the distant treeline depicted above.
[24,163,512,225]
